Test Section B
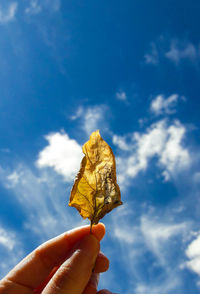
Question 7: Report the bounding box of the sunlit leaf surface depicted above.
[69,130,122,226]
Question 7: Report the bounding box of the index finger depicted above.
[3,223,105,290]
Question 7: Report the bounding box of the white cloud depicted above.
[159,121,190,173]
[70,105,108,136]
[112,134,130,151]
[162,170,170,182]
[36,131,83,182]
[25,0,60,15]
[144,42,159,65]
[141,217,186,243]
[111,203,189,264]
[0,2,17,23]
[116,90,127,101]
[83,105,107,136]
[145,38,200,67]
[166,41,198,64]
[193,172,200,183]
[135,276,180,294]
[141,216,188,266]
[114,119,190,188]
[69,106,84,120]
[185,235,200,276]
[110,204,190,294]
[114,227,135,244]
[112,209,138,244]
[0,224,24,277]
[150,94,179,115]
[25,0,42,15]
[47,0,60,12]
[111,204,141,246]
[0,227,15,251]
[7,170,22,186]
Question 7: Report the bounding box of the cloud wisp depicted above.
[116,90,127,101]
[145,38,200,67]
[165,41,198,65]
[141,216,188,267]
[0,224,24,278]
[150,94,180,116]
[0,2,17,23]
[25,0,60,15]
[69,105,109,136]
[144,42,159,65]
[25,0,42,15]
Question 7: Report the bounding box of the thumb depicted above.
[42,234,99,294]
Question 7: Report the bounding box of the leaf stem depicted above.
[90,221,93,234]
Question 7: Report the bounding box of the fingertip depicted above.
[94,252,109,273]
[92,223,106,241]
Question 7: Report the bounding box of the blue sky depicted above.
[0,0,200,293]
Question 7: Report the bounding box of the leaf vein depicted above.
[77,187,94,209]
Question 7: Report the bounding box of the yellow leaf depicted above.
[69,130,122,227]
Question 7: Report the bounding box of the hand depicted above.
[0,223,115,293]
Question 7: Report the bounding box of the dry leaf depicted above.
[69,130,122,227]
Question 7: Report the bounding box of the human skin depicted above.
[0,223,116,294]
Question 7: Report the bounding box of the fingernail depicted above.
[92,223,106,241]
